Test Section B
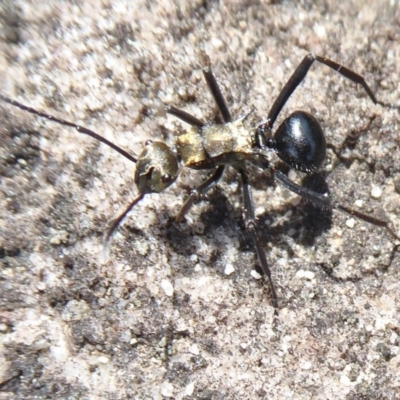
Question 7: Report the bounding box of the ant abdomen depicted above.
[271,110,326,173]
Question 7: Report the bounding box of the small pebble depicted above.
[189,344,199,355]
[295,270,315,280]
[36,282,46,291]
[300,360,312,370]
[185,382,195,396]
[211,37,223,49]
[371,185,382,199]
[161,381,174,398]
[224,263,235,275]
[161,279,174,297]
[251,270,262,280]
[189,254,198,262]
[354,199,363,208]
[98,356,109,364]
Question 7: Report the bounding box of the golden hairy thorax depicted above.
[176,119,254,169]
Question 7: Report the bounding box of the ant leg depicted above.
[273,169,399,241]
[166,104,224,222]
[274,170,331,209]
[176,165,225,223]
[238,168,279,315]
[169,59,232,220]
[169,59,232,219]
[167,60,232,126]
[165,103,224,221]
[261,53,377,134]
[165,105,205,127]
[0,94,137,163]
[334,203,399,241]
[202,56,232,123]
[251,154,330,208]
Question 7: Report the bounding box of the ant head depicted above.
[135,140,179,194]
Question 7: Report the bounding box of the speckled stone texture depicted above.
[1,1,400,399]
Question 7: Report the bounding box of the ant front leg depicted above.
[260,53,377,135]
[175,165,225,223]
[168,58,234,221]
[238,168,279,316]
[165,105,226,221]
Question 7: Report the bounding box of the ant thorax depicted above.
[176,119,254,169]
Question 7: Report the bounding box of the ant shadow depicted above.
[164,169,333,270]
[242,171,332,254]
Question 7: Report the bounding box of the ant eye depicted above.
[162,173,172,183]
[145,140,153,146]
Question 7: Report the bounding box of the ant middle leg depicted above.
[165,105,205,127]
[201,55,232,124]
[166,58,232,126]
[168,59,234,221]
[238,167,279,315]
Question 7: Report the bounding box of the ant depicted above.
[1,53,398,316]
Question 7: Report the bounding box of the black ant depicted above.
[1,53,398,316]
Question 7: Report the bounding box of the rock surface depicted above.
[1,1,400,399]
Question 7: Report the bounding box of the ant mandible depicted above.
[1,53,397,316]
